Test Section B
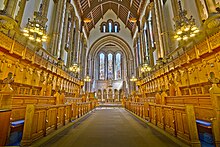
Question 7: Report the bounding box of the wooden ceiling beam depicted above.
[130,0,133,7]
[82,0,138,19]
[101,4,104,19]
[125,11,131,27]
[117,4,120,19]
[90,12,95,28]
[87,0,90,7]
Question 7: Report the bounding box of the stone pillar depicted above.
[50,0,65,57]
[153,0,164,59]
[60,3,70,60]
[209,84,220,146]
[15,0,27,26]
[185,105,201,147]
[205,0,217,14]
[73,18,79,63]
[139,32,144,64]
[4,0,18,18]
[171,0,179,18]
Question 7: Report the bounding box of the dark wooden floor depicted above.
[40,107,181,147]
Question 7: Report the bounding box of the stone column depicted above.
[4,0,18,18]
[73,18,79,63]
[153,0,164,59]
[139,31,144,64]
[209,84,220,146]
[15,0,27,26]
[70,16,76,65]
[171,0,179,18]
[60,3,70,60]
[205,0,217,14]
[50,0,65,57]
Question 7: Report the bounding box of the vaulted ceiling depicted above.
[75,0,144,35]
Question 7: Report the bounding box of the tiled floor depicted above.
[41,107,181,147]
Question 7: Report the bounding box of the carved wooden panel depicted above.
[11,106,26,121]
[174,109,190,142]
[164,107,175,135]
[31,109,46,142]
[25,50,34,61]
[45,107,57,135]
[57,106,65,129]
[209,32,220,50]
[0,33,13,50]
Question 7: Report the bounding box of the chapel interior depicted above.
[0,0,220,147]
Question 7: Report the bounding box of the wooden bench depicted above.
[10,95,56,122]
[164,95,211,107]
[164,95,214,122]
[21,101,95,146]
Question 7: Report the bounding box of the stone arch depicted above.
[86,35,134,94]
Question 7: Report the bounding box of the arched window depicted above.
[114,22,120,32]
[100,19,120,33]
[99,53,105,80]
[115,53,122,80]
[114,25,118,33]
[108,22,112,32]
[100,22,107,32]
[103,25,106,32]
[108,53,113,79]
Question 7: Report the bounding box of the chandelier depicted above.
[130,75,137,82]
[22,5,47,42]
[84,75,91,82]
[173,0,199,41]
[69,63,80,73]
[141,63,151,73]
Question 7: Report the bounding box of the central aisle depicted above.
[42,107,180,147]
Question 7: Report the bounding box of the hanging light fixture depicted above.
[141,63,151,73]
[173,0,199,41]
[130,75,137,82]
[69,63,80,73]
[22,5,47,42]
[84,75,91,82]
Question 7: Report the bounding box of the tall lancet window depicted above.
[108,53,113,79]
[115,53,122,80]
[99,53,105,80]
[109,22,112,32]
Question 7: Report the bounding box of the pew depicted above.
[21,101,95,146]
[126,101,200,146]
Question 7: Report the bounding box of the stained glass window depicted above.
[108,53,113,79]
[99,53,105,80]
[115,53,121,80]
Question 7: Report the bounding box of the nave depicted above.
[38,107,181,147]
